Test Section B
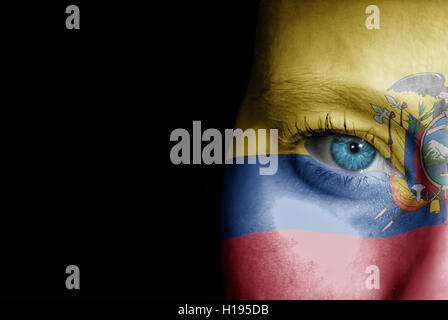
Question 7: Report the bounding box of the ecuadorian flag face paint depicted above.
[222,0,448,299]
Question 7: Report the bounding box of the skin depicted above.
[224,0,448,299]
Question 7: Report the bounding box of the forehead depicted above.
[254,0,448,91]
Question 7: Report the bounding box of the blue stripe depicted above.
[221,153,446,239]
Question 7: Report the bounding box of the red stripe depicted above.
[222,226,448,299]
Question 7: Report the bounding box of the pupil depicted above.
[349,142,360,153]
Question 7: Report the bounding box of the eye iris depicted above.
[330,136,376,171]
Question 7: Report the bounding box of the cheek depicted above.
[221,153,448,299]
[221,154,395,240]
[222,229,380,299]
[221,226,448,299]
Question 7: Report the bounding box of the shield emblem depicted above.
[420,111,448,190]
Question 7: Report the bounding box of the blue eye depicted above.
[305,134,403,177]
[330,136,376,171]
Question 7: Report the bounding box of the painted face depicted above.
[222,0,448,299]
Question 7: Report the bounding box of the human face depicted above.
[222,0,448,299]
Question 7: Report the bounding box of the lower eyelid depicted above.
[290,154,389,200]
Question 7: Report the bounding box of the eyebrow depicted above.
[256,75,385,122]
[252,74,399,159]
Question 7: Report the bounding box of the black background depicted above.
[5,1,259,299]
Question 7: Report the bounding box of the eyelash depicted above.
[277,113,385,156]
[280,113,366,141]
